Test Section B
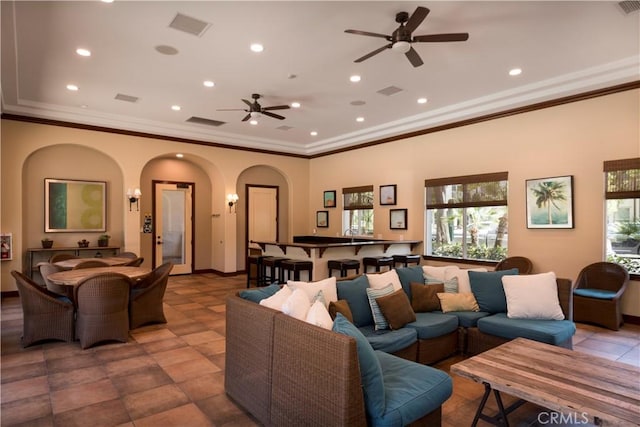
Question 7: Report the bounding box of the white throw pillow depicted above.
[446,267,487,294]
[502,272,565,320]
[287,276,337,308]
[422,265,459,281]
[306,300,334,330]
[282,288,312,320]
[260,285,292,311]
[366,269,402,291]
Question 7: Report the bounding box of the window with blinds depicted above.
[425,172,508,261]
[605,158,640,275]
[342,185,374,236]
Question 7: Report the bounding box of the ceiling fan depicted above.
[345,6,469,68]
[217,93,290,121]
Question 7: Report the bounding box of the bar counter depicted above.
[251,236,422,281]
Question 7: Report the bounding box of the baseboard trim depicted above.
[623,314,640,325]
[1,291,19,299]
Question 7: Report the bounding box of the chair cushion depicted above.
[337,274,373,327]
[405,312,459,340]
[239,283,281,303]
[370,351,453,427]
[375,289,416,330]
[469,269,519,313]
[477,313,576,345]
[573,288,618,300]
[440,310,491,328]
[358,325,418,354]
[367,284,396,330]
[332,313,385,418]
[394,266,424,299]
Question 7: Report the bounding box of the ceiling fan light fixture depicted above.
[249,120,258,125]
[250,111,262,119]
[392,41,411,54]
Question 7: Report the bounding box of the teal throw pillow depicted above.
[469,269,519,313]
[336,274,373,327]
[332,313,385,418]
[239,283,281,303]
[395,265,424,299]
[366,283,395,330]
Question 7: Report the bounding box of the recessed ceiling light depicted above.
[176,153,184,158]
[356,117,365,122]
[250,43,264,53]
[76,48,91,57]
[350,75,361,83]
[291,102,301,108]
[509,68,522,76]
[66,84,78,91]
[310,131,318,136]
[417,97,428,104]
[250,120,258,125]
[101,0,114,3]
[203,80,215,88]
[171,105,181,111]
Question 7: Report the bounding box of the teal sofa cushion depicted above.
[469,269,519,313]
[405,312,459,339]
[370,351,452,427]
[573,288,617,300]
[238,283,281,303]
[477,313,576,345]
[395,266,424,299]
[337,275,373,327]
[358,325,417,354]
[440,310,491,328]
[333,313,385,417]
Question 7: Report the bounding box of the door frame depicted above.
[152,180,195,271]
[244,184,279,259]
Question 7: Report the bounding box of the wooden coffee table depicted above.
[451,337,640,426]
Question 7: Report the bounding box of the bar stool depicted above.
[280,259,314,282]
[392,254,421,268]
[327,259,360,277]
[362,256,394,273]
[246,254,263,288]
[261,257,289,284]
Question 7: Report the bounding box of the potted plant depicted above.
[78,239,90,248]
[98,234,110,247]
[41,237,54,249]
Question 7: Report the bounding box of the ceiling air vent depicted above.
[114,93,139,103]
[186,116,225,127]
[619,1,640,13]
[377,86,403,96]
[169,13,211,37]
[276,125,294,131]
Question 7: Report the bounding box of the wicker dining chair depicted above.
[495,256,533,274]
[124,257,144,267]
[118,252,138,259]
[74,272,132,349]
[72,259,110,269]
[573,262,629,330]
[129,262,173,329]
[11,270,75,347]
[39,262,74,299]
[49,253,78,263]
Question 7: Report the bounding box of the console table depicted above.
[25,246,120,279]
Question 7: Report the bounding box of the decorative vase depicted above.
[98,239,109,247]
[78,240,90,248]
[41,240,53,249]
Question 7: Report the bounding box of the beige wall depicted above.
[309,89,640,316]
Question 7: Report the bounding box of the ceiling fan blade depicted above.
[263,111,286,120]
[354,43,392,63]
[345,29,390,39]
[404,6,429,34]
[405,47,423,67]
[263,105,290,111]
[413,33,469,43]
[217,108,245,111]
[242,99,252,107]
[241,113,251,122]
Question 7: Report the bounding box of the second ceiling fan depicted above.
[217,94,290,122]
[345,6,469,68]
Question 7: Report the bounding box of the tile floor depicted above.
[1,273,639,427]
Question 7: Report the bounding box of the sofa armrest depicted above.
[271,314,367,426]
[556,278,574,321]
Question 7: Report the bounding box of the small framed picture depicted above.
[1,233,13,261]
[316,210,329,228]
[526,175,574,229]
[390,209,407,230]
[380,184,397,206]
[323,190,336,208]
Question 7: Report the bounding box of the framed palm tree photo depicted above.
[526,175,574,229]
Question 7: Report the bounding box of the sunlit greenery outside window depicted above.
[342,185,374,236]
[425,172,508,261]
[605,158,640,275]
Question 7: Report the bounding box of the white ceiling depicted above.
[2,1,639,156]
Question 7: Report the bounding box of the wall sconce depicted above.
[127,188,141,211]
[227,193,239,213]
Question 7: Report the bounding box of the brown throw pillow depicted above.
[375,289,416,330]
[411,282,444,312]
[329,299,354,322]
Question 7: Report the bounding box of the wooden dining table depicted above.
[52,256,134,270]
[47,266,151,287]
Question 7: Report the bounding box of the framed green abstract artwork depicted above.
[45,178,106,232]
